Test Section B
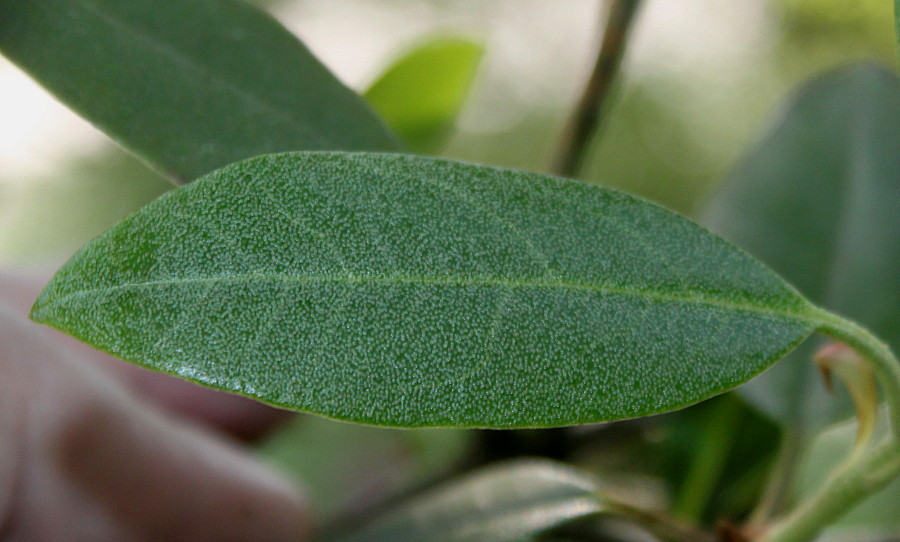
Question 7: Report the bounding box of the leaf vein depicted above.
[34,273,814,323]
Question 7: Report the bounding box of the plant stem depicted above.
[746,429,803,529]
[759,438,900,542]
[672,396,742,524]
[756,309,900,542]
[554,0,643,178]
[609,501,717,542]
[813,309,900,438]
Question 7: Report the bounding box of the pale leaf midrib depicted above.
[34,272,814,323]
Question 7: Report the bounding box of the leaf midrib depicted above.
[33,272,815,323]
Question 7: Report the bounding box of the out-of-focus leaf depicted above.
[0,0,399,182]
[259,415,470,519]
[32,152,818,428]
[0,149,172,264]
[704,64,900,430]
[663,394,781,524]
[365,38,483,154]
[331,460,605,542]
[795,408,900,538]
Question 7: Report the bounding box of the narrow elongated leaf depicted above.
[0,0,399,182]
[32,152,817,428]
[704,64,900,429]
[364,38,484,154]
[331,460,605,542]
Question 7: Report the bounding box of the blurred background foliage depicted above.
[1,0,897,539]
[2,0,896,266]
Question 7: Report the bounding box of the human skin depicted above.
[0,272,294,441]
[0,271,312,541]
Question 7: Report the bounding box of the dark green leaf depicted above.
[364,37,483,154]
[331,460,605,542]
[704,64,900,429]
[0,0,399,182]
[32,152,817,428]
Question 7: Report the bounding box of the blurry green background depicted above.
[1,0,895,264]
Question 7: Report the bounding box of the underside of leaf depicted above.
[32,152,817,428]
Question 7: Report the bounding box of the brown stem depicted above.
[609,501,718,542]
[746,429,803,530]
[554,0,644,178]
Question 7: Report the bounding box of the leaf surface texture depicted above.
[33,152,815,427]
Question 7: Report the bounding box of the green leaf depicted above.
[795,411,900,538]
[364,37,483,154]
[330,460,605,542]
[32,152,817,428]
[895,0,899,50]
[703,64,900,430]
[0,0,399,182]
